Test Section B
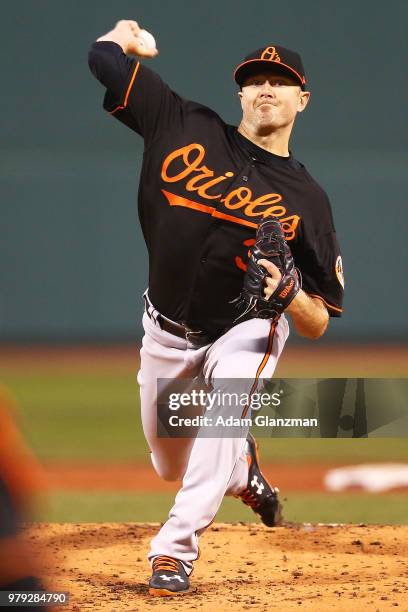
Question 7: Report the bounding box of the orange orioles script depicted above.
[160,143,300,240]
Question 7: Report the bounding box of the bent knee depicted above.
[150,454,185,481]
[156,465,184,481]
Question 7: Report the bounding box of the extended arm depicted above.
[89,19,178,143]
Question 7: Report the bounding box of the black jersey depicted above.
[89,42,344,335]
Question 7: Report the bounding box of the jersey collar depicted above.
[232,128,301,169]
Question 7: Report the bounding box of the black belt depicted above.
[143,294,213,346]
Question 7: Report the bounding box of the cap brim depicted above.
[234,59,306,89]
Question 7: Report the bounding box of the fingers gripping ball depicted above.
[137,29,157,51]
[232,217,301,321]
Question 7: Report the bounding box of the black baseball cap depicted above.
[234,46,306,90]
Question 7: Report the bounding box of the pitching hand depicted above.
[97,20,158,58]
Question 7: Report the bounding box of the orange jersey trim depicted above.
[307,293,343,313]
[241,319,277,419]
[110,62,140,114]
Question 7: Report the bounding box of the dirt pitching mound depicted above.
[29,522,408,611]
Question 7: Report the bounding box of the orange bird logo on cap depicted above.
[260,47,281,62]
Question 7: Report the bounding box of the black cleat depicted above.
[238,433,283,526]
[149,555,190,596]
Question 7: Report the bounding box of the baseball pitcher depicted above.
[88,20,344,596]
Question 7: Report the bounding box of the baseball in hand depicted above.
[137,29,157,51]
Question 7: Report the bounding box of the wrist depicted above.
[285,289,304,314]
[96,30,130,53]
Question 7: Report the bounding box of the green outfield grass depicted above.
[4,358,408,526]
[3,371,408,463]
[39,491,408,525]
[3,372,148,460]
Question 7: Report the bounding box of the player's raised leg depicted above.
[138,312,210,481]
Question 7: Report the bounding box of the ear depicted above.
[297,90,311,113]
[238,91,243,98]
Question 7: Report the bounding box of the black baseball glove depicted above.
[232,217,301,321]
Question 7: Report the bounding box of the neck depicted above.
[237,121,292,157]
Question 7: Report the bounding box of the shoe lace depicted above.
[152,556,179,572]
[240,488,260,509]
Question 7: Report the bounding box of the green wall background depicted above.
[1,1,407,341]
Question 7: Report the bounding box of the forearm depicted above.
[97,27,133,54]
[286,291,329,339]
[259,255,329,339]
